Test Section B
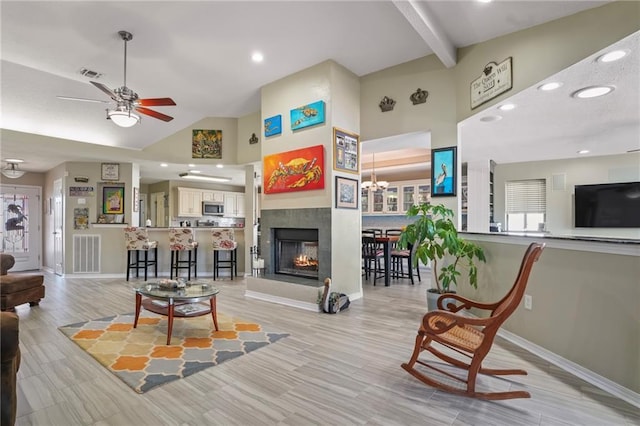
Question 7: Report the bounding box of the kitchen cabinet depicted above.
[177,187,202,217]
[202,190,223,203]
[362,180,431,214]
[223,193,245,217]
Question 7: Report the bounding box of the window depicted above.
[506,179,546,231]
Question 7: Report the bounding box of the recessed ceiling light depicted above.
[572,86,614,99]
[251,52,264,63]
[160,163,168,167]
[578,149,590,154]
[598,50,628,63]
[498,103,516,111]
[480,115,502,122]
[190,170,201,174]
[188,164,196,167]
[216,164,224,168]
[477,0,493,3]
[538,82,563,91]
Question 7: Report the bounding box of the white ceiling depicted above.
[2,0,634,186]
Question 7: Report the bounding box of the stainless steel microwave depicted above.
[202,201,224,216]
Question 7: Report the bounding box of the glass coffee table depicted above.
[133,281,219,345]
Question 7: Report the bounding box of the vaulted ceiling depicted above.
[3,1,633,185]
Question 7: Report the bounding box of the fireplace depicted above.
[260,208,331,283]
[274,228,319,279]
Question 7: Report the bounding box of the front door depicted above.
[0,184,41,271]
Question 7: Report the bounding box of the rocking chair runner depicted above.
[401,242,545,400]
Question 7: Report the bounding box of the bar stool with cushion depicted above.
[386,228,421,285]
[169,227,198,281]
[212,228,238,280]
[124,227,158,281]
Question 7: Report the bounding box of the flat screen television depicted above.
[574,182,640,228]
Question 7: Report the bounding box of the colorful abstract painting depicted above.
[192,129,222,159]
[263,145,324,194]
[264,115,282,137]
[290,100,325,131]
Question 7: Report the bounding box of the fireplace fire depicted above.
[274,228,319,279]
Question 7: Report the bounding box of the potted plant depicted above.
[398,203,486,310]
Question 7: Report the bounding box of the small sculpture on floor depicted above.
[319,278,350,314]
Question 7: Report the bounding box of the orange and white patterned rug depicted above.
[59,312,289,393]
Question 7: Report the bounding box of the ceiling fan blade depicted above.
[90,81,118,100]
[137,98,176,107]
[57,95,109,104]
[136,106,174,122]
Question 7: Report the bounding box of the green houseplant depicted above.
[398,203,486,306]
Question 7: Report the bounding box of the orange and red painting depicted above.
[263,145,324,194]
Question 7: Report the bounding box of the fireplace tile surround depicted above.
[260,208,331,284]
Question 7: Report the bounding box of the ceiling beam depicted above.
[392,0,457,68]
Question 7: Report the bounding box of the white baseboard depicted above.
[245,290,319,312]
[497,327,640,409]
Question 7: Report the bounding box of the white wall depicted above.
[495,153,640,239]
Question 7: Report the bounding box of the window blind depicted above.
[505,179,546,213]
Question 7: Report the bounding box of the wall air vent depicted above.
[79,67,103,79]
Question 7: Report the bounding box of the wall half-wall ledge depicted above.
[462,232,640,257]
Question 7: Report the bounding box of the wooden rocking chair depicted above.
[401,242,545,400]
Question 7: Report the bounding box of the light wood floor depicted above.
[11,270,640,426]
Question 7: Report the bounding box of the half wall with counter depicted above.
[455,232,640,398]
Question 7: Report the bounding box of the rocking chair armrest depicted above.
[437,293,500,313]
[421,310,496,335]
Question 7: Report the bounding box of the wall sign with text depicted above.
[470,57,512,109]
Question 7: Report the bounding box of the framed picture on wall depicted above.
[264,115,282,137]
[103,186,125,214]
[333,127,359,174]
[335,176,358,209]
[101,163,119,181]
[431,147,456,197]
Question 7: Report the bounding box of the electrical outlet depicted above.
[524,294,532,310]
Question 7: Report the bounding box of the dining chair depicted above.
[386,228,420,285]
[362,233,385,285]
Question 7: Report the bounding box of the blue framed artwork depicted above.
[431,146,456,197]
[290,100,325,131]
[264,115,282,137]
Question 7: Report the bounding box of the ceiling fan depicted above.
[58,30,175,127]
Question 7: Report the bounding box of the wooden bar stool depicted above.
[169,227,198,281]
[212,228,238,280]
[124,227,158,281]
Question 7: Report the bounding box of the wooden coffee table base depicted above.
[134,293,219,345]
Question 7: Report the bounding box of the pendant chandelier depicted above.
[362,153,388,191]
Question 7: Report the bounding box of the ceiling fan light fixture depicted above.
[2,162,26,179]
[108,109,140,127]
